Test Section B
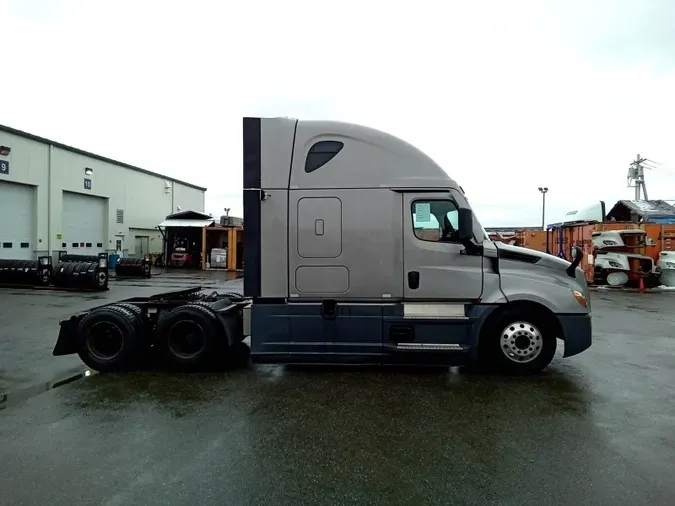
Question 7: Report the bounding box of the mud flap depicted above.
[559,313,593,357]
[52,317,80,356]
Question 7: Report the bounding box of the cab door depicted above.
[403,192,483,300]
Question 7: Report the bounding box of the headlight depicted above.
[608,261,622,268]
[572,290,588,308]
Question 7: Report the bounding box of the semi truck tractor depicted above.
[52,117,592,375]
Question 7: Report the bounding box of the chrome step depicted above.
[395,342,468,352]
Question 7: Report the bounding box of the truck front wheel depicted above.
[480,308,557,375]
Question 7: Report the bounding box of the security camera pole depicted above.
[538,187,549,230]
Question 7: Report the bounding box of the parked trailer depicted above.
[53,117,592,376]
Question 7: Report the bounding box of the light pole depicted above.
[538,187,548,230]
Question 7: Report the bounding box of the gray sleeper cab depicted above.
[242,117,592,374]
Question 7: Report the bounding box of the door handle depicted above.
[408,271,420,290]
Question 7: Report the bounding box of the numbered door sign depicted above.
[84,178,92,190]
[0,160,8,175]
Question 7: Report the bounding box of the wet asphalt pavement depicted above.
[0,270,243,398]
[1,285,674,505]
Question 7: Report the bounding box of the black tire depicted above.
[83,263,94,286]
[114,302,142,317]
[156,304,226,370]
[479,308,557,375]
[191,299,233,312]
[109,303,150,364]
[190,300,243,344]
[221,292,244,300]
[76,305,142,372]
[643,275,661,289]
[594,266,608,285]
[16,261,28,284]
[72,262,88,286]
[64,262,78,287]
[111,303,146,334]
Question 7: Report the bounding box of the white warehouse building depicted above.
[0,124,206,261]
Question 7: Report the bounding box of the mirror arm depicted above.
[461,237,483,256]
[566,246,583,277]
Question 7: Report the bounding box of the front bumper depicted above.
[558,313,592,357]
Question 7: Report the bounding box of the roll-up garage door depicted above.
[62,191,107,256]
[0,181,36,260]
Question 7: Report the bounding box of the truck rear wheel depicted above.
[481,308,557,375]
[156,304,225,370]
[76,305,142,373]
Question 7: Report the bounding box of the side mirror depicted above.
[571,246,580,258]
[457,207,474,242]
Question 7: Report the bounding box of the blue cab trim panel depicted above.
[250,302,500,366]
[250,302,383,363]
[558,313,592,357]
[243,117,262,297]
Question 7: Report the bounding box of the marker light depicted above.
[572,290,588,308]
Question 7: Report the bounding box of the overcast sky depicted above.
[2,0,675,226]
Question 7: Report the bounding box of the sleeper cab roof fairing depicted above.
[255,117,460,191]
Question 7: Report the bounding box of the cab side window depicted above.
[412,200,460,243]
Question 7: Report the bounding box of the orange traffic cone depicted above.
[639,277,645,294]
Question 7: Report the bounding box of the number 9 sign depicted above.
[0,160,8,174]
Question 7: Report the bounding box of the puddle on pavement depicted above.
[0,369,94,411]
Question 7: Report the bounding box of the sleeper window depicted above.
[305,141,344,173]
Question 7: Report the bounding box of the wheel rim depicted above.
[500,321,543,363]
[87,322,124,361]
[167,320,205,359]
